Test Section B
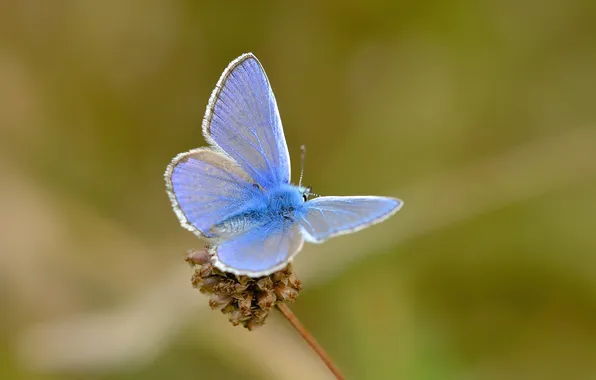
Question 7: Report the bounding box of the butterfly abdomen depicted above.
[210,210,264,237]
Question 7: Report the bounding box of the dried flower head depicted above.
[186,248,302,330]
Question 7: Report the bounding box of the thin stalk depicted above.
[276,303,344,380]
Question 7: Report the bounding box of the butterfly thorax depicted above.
[209,184,305,239]
[265,184,306,221]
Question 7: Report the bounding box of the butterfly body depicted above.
[209,183,306,239]
[166,53,403,277]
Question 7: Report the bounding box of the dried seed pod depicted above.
[208,294,232,310]
[274,283,300,302]
[256,277,274,291]
[187,249,302,330]
[185,249,211,265]
[234,282,249,293]
[199,276,219,292]
[257,290,277,310]
[237,292,253,315]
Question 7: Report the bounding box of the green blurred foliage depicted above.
[1,0,596,379]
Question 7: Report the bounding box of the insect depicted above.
[165,53,403,277]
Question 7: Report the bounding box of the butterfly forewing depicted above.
[299,196,403,243]
[202,53,291,189]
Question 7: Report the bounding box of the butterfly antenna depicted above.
[299,145,306,187]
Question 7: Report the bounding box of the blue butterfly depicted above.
[165,53,403,277]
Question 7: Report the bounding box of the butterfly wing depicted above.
[165,147,258,238]
[202,53,291,189]
[211,220,304,277]
[298,196,403,243]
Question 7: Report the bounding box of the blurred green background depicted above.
[2,1,596,379]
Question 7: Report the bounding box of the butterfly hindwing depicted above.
[165,148,258,238]
[299,196,403,243]
[202,53,291,189]
[212,221,304,276]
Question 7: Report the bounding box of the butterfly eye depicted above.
[301,186,313,202]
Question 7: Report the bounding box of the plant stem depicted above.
[276,303,344,380]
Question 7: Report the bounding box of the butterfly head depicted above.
[298,185,318,202]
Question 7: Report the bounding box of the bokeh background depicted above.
[2,1,596,379]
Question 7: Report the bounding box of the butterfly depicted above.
[165,53,403,277]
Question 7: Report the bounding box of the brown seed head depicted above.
[187,249,302,330]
